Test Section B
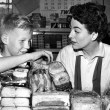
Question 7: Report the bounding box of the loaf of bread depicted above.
[16,87,31,98]
[48,61,72,92]
[32,106,70,110]
[14,98,30,106]
[1,98,15,106]
[70,90,102,110]
[32,91,70,107]
[13,68,29,80]
[1,86,31,98]
[1,98,30,107]
[1,86,16,97]
[30,69,52,93]
[0,68,29,86]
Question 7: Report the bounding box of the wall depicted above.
[95,0,110,23]
[13,0,110,23]
[104,0,110,23]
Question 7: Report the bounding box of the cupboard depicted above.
[31,28,70,59]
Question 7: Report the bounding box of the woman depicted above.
[56,2,110,95]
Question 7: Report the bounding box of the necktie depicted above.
[74,56,102,95]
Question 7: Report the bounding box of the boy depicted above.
[0,13,53,72]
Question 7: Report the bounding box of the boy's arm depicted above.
[0,54,30,72]
[0,50,53,72]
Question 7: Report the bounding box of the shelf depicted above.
[33,28,70,35]
[33,49,60,53]
[32,28,69,54]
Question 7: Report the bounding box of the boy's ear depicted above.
[91,32,98,41]
[1,34,8,44]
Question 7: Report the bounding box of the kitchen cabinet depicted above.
[31,28,70,59]
[31,28,70,52]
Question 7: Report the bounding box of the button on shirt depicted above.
[56,42,110,95]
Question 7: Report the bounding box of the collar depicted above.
[75,42,105,59]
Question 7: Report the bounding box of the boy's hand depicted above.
[30,50,53,63]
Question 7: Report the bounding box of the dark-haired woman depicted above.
[56,2,110,96]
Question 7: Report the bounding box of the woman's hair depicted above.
[0,13,33,52]
[69,2,108,42]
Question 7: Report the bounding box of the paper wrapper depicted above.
[0,68,30,87]
[30,69,53,93]
[48,61,72,92]
[30,61,54,92]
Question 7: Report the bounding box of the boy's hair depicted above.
[0,13,33,52]
[69,2,108,42]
